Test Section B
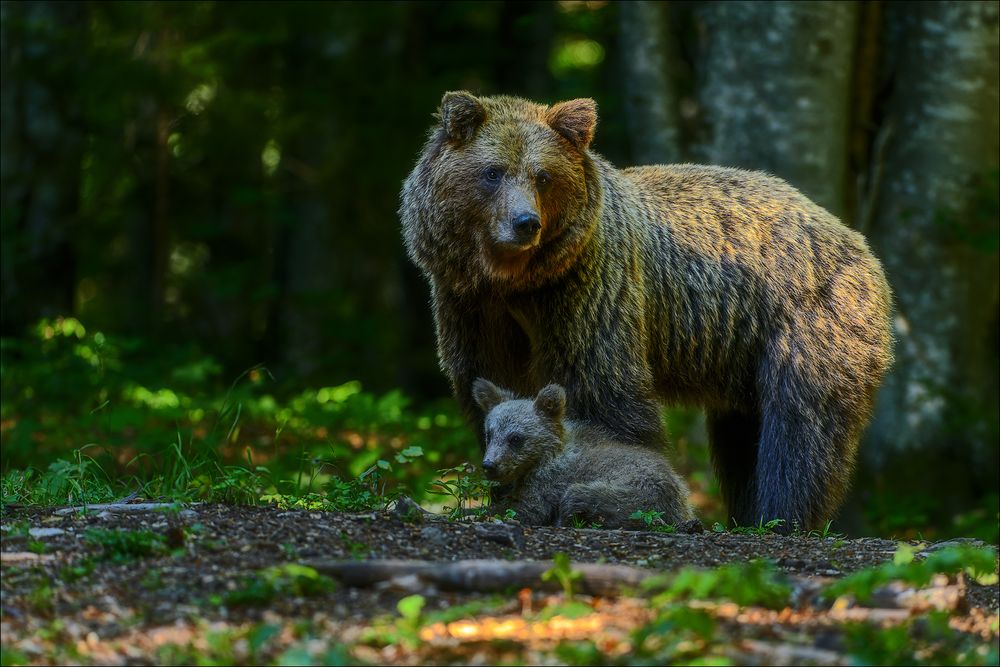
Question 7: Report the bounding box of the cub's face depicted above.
[429,93,597,282]
[472,379,567,484]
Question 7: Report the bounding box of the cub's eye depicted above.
[486,427,494,442]
[483,166,504,183]
[507,433,525,448]
[536,171,552,190]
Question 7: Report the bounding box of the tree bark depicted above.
[865,2,999,464]
[619,1,681,165]
[692,1,858,217]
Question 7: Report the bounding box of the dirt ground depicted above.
[1,503,997,665]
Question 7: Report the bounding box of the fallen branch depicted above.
[734,639,848,666]
[54,502,198,516]
[305,558,650,597]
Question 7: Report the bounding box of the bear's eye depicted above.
[536,170,552,190]
[483,166,504,183]
[486,427,494,442]
[507,433,525,448]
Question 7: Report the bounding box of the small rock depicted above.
[28,527,66,538]
[420,526,449,547]
[1,552,55,563]
[474,523,526,549]
[391,497,425,524]
[921,538,988,555]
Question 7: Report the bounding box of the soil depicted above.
[1,503,997,665]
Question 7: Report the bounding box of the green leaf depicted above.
[397,594,425,621]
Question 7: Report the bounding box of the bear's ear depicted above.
[545,98,597,151]
[472,378,505,414]
[534,384,566,422]
[438,91,486,143]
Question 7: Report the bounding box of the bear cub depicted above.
[473,378,693,528]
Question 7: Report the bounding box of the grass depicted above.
[629,509,677,533]
[83,528,169,562]
[222,564,336,607]
[1,317,480,514]
[3,316,997,544]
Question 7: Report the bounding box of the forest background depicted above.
[1,1,997,541]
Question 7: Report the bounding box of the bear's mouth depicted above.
[483,242,536,278]
[492,240,537,256]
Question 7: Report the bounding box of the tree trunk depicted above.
[865,2,999,467]
[619,1,681,166]
[692,1,858,218]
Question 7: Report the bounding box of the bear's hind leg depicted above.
[557,481,631,528]
[707,409,761,528]
[755,353,861,532]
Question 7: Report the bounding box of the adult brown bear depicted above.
[400,91,893,530]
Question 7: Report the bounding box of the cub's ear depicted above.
[438,91,486,143]
[534,383,566,422]
[472,378,505,414]
[545,98,597,150]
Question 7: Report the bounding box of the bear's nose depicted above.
[482,459,498,476]
[511,212,541,239]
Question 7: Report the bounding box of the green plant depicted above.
[805,519,844,539]
[542,552,582,598]
[629,605,721,664]
[360,594,427,649]
[59,557,96,583]
[224,564,335,606]
[340,531,368,560]
[428,463,495,520]
[729,517,785,535]
[643,559,792,610]
[630,509,678,533]
[28,580,55,615]
[823,544,998,604]
[84,528,167,563]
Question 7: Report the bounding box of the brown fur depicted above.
[473,379,693,528]
[400,92,893,530]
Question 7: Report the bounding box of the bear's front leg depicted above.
[431,284,532,449]
[532,321,667,449]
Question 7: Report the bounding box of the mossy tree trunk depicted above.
[619,0,681,166]
[865,2,999,474]
[691,1,858,218]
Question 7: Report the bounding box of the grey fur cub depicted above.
[473,378,694,528]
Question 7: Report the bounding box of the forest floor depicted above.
[1,502,998,665]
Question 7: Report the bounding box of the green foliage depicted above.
[629,605,724,665]
[843,611,999,666]
[427,463,495,520]
[729,518,785,536]
[542,552,583,598]
[224,564,335,607]
[27,580,55,615]
[58,557,96,583]
[823,544,999,603]
[84,528,168,563]
[0,646,29,667]
[538,600,595,621]
[1,319,480,513]
[629,509,677,533]
[803,520,844,540]
[643,559,792,610]
[359,594,427,649]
